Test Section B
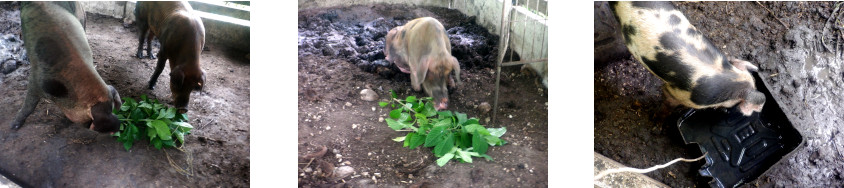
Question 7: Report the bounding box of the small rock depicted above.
[304,167,313,173]
[333,149,340,154]
[326,126,331,130]
[378,117,384,122]
[345,102,353,106]
[374,172,381,178]
[478,102,491,113]
[360,89,378,101]
[362,172,370,176]
[371,107,376,111]
[333,166,355,180]
[1,60,17,74]
[352,124,358,129]
[336,154,343,159]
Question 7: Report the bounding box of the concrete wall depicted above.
[81,1,249,52]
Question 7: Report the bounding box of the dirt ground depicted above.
[298,4,548,187]
[595,2,844,187]
[0,3,249,187]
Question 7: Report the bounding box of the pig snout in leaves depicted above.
[610,2,765,116]
[12,2,122,133]
[384,17,461,110]
[135,1,206,114]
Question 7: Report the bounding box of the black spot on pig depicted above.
[632,1,674,10]
[691,74,749,105]
[35,38,65,66]
[621,24,637,45]
[641,52,692,89]
[669,14,681,25]
[43,79,68,98]
[659,33,685,51]
[722,59,733,70]
[687,28,699,37]
[401,30,406,38]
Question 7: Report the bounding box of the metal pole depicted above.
[493,0,510,125]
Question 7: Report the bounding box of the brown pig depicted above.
[384,17,461,110]
[12,2,123,133]
[135,1,206,114]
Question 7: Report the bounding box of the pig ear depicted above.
[170,69,184,88]
[411,56,430,91]
[451,57,461,85]
[730,58,759,72]
[107,85,122,109]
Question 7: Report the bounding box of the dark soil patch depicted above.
[596,2,844,187]
[0,3,249,187]
[298,4,547,188]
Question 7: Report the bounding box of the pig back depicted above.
[137,1,193,36]
[403,17,452,64]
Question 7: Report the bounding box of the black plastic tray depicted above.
[677,72,805,188]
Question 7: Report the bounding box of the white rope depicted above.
[594,152,707,181]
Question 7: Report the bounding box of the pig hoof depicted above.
[149,54,157,59]
[148,83,156,90]
[10,121,22,130]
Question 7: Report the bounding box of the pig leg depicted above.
[136,22,149,58]
[148,56,168,89]
[146,32,156,59]
[11,86,41,130]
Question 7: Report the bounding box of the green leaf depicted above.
[455,112,467,125]
[425,126,447,147]
[163,139,176,147]
[398,113,411,123]
[434,133,454,156]
[152,138,163,149]
[389,109,402,119]
[406,96,417,103]
[120,103,131,111]
[379,101,389,107]
[172,122,194,132]
[488,127,507,138]
[386,119,405,131]
[408,133,425,149]
[436,153,454,166]
[463,124,488,135]
[415,114,428,125]
[151,120,172,140]
[141,95,148,102]
[473,130,489,154]
[393,136,406,142]
[484,135,507,146]
[433,119,452,128]
[175,132,185,145]
[123,142,132,151]
[438,111,453,118]
[156,109,167,120]
[456,132,471,149]
[480,154,494,161]
[164,108,176,119]
[456,149,473,163]
[424,102,437,117]
[138,103,152,110]
[390,90,397,99]
[464,118,479,126]
[403,133,415,147]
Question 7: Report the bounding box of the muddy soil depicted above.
[298,4,548,187]
[596,2,844,187]
[0,3,250,187]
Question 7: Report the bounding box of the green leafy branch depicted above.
[112,95,194,151]
[380,90,507,166]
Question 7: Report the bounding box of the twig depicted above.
[164,148,194,177]
[755,1,789,28]
[821,2,844,53]
[594,152,708,181]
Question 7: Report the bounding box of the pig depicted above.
[135,1,206,114]
[384,17,461,110]
[12,2,122,133]
[521,62,547,88]
[609,2,766,116]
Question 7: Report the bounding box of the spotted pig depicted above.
[610,1,766,116]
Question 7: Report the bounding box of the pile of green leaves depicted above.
[112,95,194,151]
[379,90,507,166]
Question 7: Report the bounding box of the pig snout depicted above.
[435,98,448,110]
[90,100,120,133]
